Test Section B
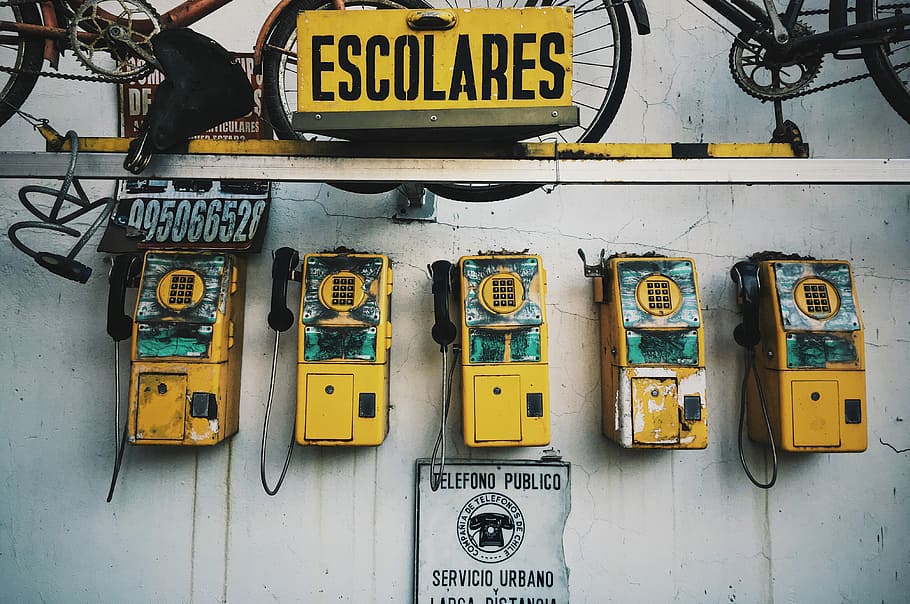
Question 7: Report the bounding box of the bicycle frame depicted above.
[0,0,298,69]
[685,0,910,55]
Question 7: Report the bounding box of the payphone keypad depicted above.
[635,274,682,317]
[480,273,524,314]
[795,278,838,319]
[158,269,204,311]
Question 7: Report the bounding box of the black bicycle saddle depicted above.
[125,28,254,173]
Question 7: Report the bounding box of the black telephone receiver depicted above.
[107,254,141,342]
[268,247,299,332]
[731,261,761,348]
[430,259,457,351]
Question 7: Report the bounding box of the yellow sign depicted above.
[294,8,577,139]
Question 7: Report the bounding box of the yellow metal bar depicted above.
[57,138,803,159]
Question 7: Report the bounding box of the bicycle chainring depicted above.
[729,22,823,101]
[69,0,161,81]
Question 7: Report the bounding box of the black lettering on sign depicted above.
[539,32,565,99]
[394,35,420,101]
[449,34,477,101]
[338,35,362,101]
[312,35,334,101]
[423,36,446,100]
[481,34,508,101]
[512,33,536,100]
[366,35,390,100]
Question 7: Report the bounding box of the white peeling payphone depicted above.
[581,251,707,449]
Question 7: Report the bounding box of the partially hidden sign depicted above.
[415,459,570,603]
[294,8,578,141]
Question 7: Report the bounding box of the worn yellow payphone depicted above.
[124,252,245,446]
[731,257,866,454]
[458,254,550,447]
[294,252,394,445]
[263,248,393,494]
[581,251,707,449]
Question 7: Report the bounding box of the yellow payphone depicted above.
[458,254,550,447]
[732,257,866,453]
[125,252,245,446]
[105,251,245,500]
[580,251,707,449]
[263,248,393,494]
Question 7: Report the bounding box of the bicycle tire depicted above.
[857,0,910,126]
[425,0,632,202]
[262,0,425,195]
[0,3,44,129]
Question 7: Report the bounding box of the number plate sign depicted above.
[98,179,270,253]
[294,8,578,141]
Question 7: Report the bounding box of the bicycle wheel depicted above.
[857,0,910,126]
[424,0,632,202]
[262,0,426,194]
[0,3,44,128]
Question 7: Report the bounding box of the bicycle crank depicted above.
[69,0,161,81]
[729,22,824,100]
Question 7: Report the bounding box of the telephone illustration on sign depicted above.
[731,255,867,488]
[262,248,393,495]
[580,250,708,449]
[106,251,245,500]
[469,513,514,547]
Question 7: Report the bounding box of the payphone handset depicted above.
[458,253,550,447]
[428,259,458,491]
[262,248,394,493]
[105,251,245,500]
[580,250,707,449]
[732,257,866,460]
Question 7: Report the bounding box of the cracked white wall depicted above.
[1,2,909,602]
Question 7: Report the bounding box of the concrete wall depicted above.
[1,2,908,602]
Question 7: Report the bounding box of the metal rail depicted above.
[0,140,908,184]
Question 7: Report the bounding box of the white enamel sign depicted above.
[415,459,570,604]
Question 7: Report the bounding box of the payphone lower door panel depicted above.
[462,365,550,447]
[748,368,867,452]
[296,363,389,446]
[606,366,708,449]
[129,360,239,445]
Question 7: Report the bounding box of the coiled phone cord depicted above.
[8,130,118,283]
[429,346,459,491]
[260,330,296,496]
[738,347,779,489]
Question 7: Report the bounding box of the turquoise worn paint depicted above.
[135,252,227,323]
[615,259,700,329]
[136,324,213,358]
[134,253,228,358]
[786,333,858,368]
[510,328,542,362]
[468,327,541,363]
[773,262,860,332]
[303,327,377,362]
[626,330,699,365]
[301,255,384,326]
[462,257,543,327]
